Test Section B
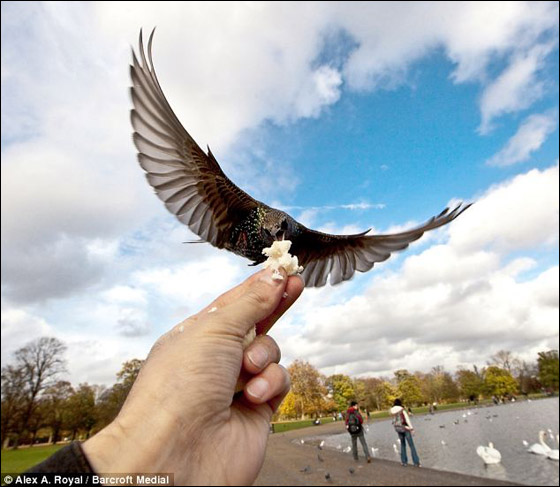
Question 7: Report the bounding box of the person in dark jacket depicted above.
[345,401,372,463]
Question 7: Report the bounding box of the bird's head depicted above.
[262,210,294,242]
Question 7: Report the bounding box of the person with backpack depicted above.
[390,398,421,467]
[345,401,372,463]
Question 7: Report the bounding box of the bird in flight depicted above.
[130,30,471,287]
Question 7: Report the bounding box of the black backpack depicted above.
[347,411,362,435]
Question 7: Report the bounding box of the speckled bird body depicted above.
[228,207,302,263]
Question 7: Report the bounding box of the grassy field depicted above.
[1,444,63,474]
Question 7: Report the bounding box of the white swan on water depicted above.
[477,442,501,464]
[528,430,550,456]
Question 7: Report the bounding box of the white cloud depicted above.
[133,255,243,311]
[478,43,557,134]
[273,164,559,377]
[1,307,54,361]
[449,164,559,252]
[486,110,558,166]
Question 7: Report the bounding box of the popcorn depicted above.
[241,326,256,350]
[262,240,304,277]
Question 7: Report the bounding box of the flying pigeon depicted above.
[130,30,471,287]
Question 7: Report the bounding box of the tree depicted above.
[537,350,559,392]
[1,365,26,447]
[116,359,144,390]
[277,391,298,418]
[422,366,459,404]
[394,370,424,406]
[283,360,327,419]
[12,337,67,447]
[325,374,355,411]
[488,350,518,374]
[515,360,541,394]
[484,366,518,398]
[66,384,97,440]
[358,378,395,411]
[43,381,74,444]
[95,359,144,428]
[456,367,484,400]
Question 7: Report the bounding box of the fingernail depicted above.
[259,268,285,285]
[247,377,269,399]
[247,346,269,369]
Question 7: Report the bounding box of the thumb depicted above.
[212,267,288,337]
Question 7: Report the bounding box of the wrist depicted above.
[83,410,188,478]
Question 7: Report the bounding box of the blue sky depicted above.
[2,2,559,384]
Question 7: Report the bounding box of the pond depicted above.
[318,397,559,486]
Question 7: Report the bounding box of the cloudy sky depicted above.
[2,1,558,385]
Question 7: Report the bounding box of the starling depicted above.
[130,30,471,287]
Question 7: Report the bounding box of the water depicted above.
[317,398,559,486]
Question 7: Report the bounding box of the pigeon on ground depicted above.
[129,29,472,288]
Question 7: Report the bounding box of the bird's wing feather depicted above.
[293,203,472,287]
[130,29,258,247]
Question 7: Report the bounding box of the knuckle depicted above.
[245,288,273,310]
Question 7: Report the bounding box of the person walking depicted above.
[391,398,421,467]
[345,401,372,463]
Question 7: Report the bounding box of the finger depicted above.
[244,363,290,405]
[268,381,291,414]
[243,335,281,374]
[197,268,281,315]
[214,268,288,337]
[256,274,304,335]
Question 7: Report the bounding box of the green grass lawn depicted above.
[1,444,64,474]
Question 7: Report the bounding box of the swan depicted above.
[528,430,550,455]
[477,442,501,464]
[547,449,559,461]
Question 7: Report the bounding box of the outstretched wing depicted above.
[292,204,472,287]
[130,29,258,247]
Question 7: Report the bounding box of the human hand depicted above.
[83,267,304,485]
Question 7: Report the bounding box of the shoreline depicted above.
[254,420,521,486]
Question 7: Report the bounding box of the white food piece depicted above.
[242,326,256,350]
[262,240,304,276]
